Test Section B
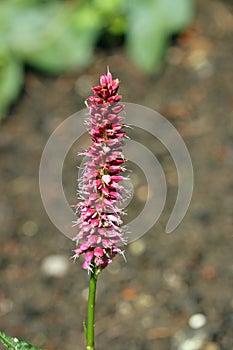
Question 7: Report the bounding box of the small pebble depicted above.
[135,294,154,308]
[41,255,69,277]
[118,301,133,316]
[21,221,38,236]
[181,337,204,350]
[203,342,220,350]
[122,287,137,301]
[174,328,207,350]
[129,239,146,256]
[189,313,207,329]
[163,270,183,289]
[136,185,148,202]
[201,265,217,280]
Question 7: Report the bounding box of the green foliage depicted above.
[0,48,23,116]
[126,0,194,73]
[0,331,43,350]
[0,0,194,118]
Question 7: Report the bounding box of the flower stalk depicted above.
[86,268,98,350]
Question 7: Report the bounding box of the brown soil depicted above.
[0,1,233,349]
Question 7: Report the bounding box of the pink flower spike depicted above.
[73,68,130,272]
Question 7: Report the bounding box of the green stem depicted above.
[86,268,99,350]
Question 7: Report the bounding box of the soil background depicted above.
[0,1,233,349]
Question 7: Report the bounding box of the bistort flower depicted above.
[73,68,130,272]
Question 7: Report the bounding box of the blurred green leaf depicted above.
[92,0,126,35]
[0,331,43,350]
[4,2,102,73]
[108,16,126,35]
[126,0,168,73]
[26,30,97,74]
[70,3,101,31]
[0,0,195,116]
[159,0,194,32]
[0,49,23,118]
[126,0,194,73]
[5,3,63,55]
[93,0,124,15]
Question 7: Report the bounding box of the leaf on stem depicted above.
[0,331,43,350]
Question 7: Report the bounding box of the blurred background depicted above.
[0,0,233,349]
